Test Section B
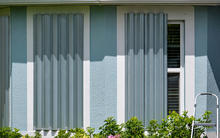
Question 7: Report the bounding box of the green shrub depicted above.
[23,134,30,138]
[93,133,105,138]
[70,128,86,137]
[0,127,22,138]
[55,129,71,138]
[34,132,42,138]
[147,111,212,138]
[86,127,95,137]
[55,128,91,138]
[23,131,42,138]
[99,117,122,137]
[122,117,145,138]
[0,111,212,138]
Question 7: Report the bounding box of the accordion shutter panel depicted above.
[0,16,10,127]
[125,13,167,125]
[33,14,83,130]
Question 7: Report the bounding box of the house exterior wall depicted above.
[195,6,220,131]
[195,6,208,118]
[206,6,220,129]
[90,6,117,129]
[11,6,27,131]
[1,5,220,133]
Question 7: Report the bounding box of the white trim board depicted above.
[117,6,195,124]
[27,6,90,134]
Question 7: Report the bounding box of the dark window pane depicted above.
[167,73,180,114]
[168,24,180,68]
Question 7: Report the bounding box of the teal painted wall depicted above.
[90,6,117,129]
[10,7,27,130]
[195,6,220,129]
[206,6,220,127]
[195,7,208,118]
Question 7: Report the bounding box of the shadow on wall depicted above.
[207,6,220,128]
[90,6,117,62]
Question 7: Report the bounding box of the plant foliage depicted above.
[99,117,122,137]
[122,117,145,138]
[147,111,212,138]
[23,131,42,138]
[0,111,213,138]
[55,129,71,138]
[0,127,22,138]
[86,127,95,137]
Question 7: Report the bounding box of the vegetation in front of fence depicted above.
[0,111,212,138]
[147,111,212,138]
[0,127,22,138]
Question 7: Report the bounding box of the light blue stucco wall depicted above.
[10,7,27,130]
[90,6,117,130]
[195,6,220,128]
[206,6,220,127]
[195,6,208,118]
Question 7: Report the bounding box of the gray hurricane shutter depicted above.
[0,16,10,127]
[125,13,167,125]
[33,14,83,130]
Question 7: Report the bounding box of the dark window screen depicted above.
[167,73,180,114]
[168,24,180,68]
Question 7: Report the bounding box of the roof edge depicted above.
[1,0,220,6]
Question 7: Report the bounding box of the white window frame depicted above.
[117,6,195,124]
[167,21,185,114]
[27,6,90,136]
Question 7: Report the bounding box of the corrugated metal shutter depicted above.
[0,16,10,127]
[33,14,83,130]
[125,13,167,125]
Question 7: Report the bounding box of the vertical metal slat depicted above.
[125,12,167,125]
[34,13,84,130]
